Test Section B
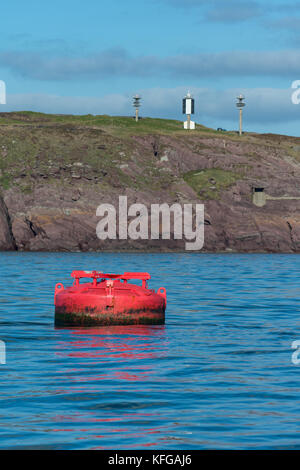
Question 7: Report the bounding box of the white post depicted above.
[133,95,141,122]
[239,108,242,136]
[187,114,191,130]
[236,94,245,136]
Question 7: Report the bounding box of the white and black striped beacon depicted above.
[182,91,195,130]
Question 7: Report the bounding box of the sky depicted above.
[0,0,300,135]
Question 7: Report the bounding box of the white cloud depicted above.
[161,0,262,22]
[0,92,130,115]
[1,49,300,80]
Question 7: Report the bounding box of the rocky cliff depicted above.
[0,111,300,252]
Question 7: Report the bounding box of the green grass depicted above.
[0,111,220,136]
[0,174,11,190]
[0,110,295,197]
[183,168,241,200]
[286,144,300,163]
[0,114,180,192]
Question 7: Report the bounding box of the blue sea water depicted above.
[0,252,300,450]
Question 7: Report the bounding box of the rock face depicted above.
[1,112,300,252]
[0,195,16,250]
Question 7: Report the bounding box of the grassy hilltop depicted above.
[0,111,232,195]
[0,111,300,252]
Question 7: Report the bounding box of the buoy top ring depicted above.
[71,270,151,281]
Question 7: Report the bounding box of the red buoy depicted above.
[54,271,167,326]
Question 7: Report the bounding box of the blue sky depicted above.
[1,0,300,135]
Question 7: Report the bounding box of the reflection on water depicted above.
[1,253,300,449]
[54,326,166,385]
[57,325,166,360]
[52,325,169,449]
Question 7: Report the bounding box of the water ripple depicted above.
[0,253,300,449]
